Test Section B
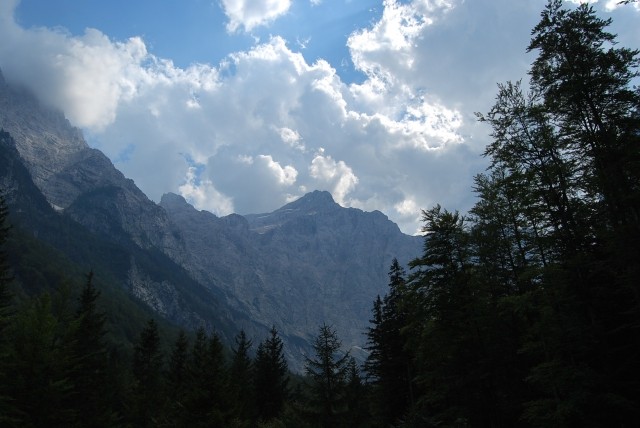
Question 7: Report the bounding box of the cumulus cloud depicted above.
[0,0,484,233]
[309,149,359,205]
[178,166,235,216]
[221,0,291,32]
[6,0,629,233]
[0,15,150,130]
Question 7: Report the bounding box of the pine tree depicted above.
[0,193,13,425]
[69,271,115,426]
[406,205,477,425]
[184,327,228,427]
[364,259,414,426]
[166,329,189,423]
[131,318,164,426]
[304,324,350,428]
[344,357,369,428]
[6,294,76,426]
[253,326,289,422]
[229,329,254,422]
[0,193,12,334]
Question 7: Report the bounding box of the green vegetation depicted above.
[363,1,640,426]
[0,1,638,426]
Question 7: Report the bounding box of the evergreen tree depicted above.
[229,329,254,422]
[304,324,350,428]
[363,294,383,383]
[184,327,228,427]
[69,271,116,427]
[131,318,164,426]
[166,329,190,424]
[475,2,640,425]
[344,357,369,428]
[253,326,289,422]
[364,259,414,426]
[0,193,13,425]
[407,206,479,426]
[6,294,76,426]
[0,193,12,333]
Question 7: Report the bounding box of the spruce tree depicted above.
[69,271,115,426]
[253,326,289,422]
[0,193,13,424]
[6,294,76,426]
[304,324,350,428]
[184,327,228,426]
[364,259,414,426]
[166,329,189,423]
[229,329,254,422]
[0,194,12,333]
[344,356,369,428]
[131,318,164,426]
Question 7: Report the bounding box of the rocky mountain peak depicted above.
[160,192,190,210]
[279,190,337,212]
[0,70,90,208]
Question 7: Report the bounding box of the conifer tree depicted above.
[166,329,189,423]
[184,327,228,426]
[304,324,350,428]
[364,259,414,425]
[0,194,13,424]
[131,318,164,426]
[475,2,640,424]
[229,329,254,422]
[6,294,76,426]
[69,271,115,426]
[0,194,12,334]
[344,356,369,428]
[253,326,289,422]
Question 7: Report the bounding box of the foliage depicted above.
[254,326,290,423]
[304,323,350,428]
[364,258,415,426]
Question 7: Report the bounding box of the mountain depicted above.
[0,69,423,370]
[161,191,421,368]
[0,71,243,339]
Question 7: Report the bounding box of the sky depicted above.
[1,0,638,234]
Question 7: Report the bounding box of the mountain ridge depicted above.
[0,70,423,370]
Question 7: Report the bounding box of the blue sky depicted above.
[14,0,381,82]
[2,0,639,233]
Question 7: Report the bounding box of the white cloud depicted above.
[309,150,359,205]
[259,154,298,185]
[563,0,640,11]
[178,166,235,216]
[0,15,150,130]
[277,126,306,151]
[348,0,454,82]
[7,0,632,233]
[221,0,291,32]
[0,0,480,233]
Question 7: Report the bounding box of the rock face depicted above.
[161,190,422,369]
[0,71,183,253]
[0,70,423,371]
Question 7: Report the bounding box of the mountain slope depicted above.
[1,69,423,370]
[162,191,422,368]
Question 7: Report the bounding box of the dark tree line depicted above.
[363,1,640,426]
[0,196,368,427]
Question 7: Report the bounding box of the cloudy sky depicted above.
[1,0,638,233]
